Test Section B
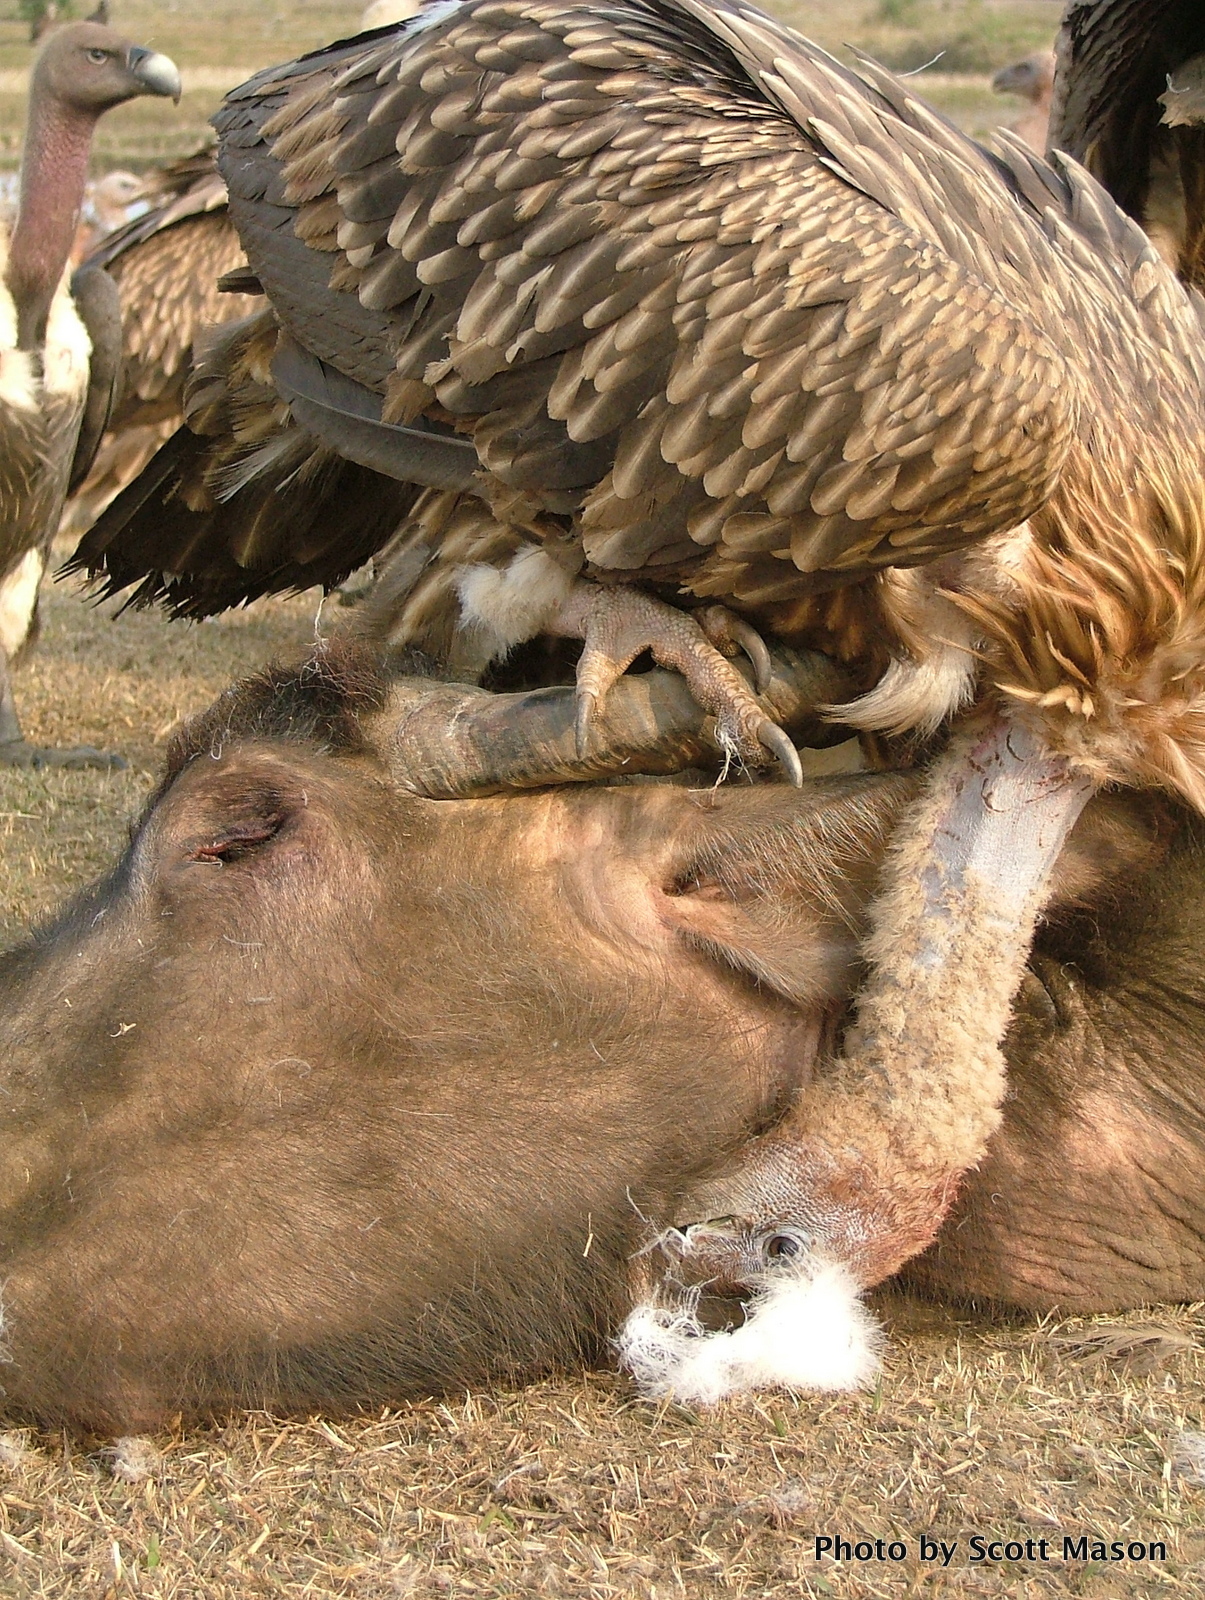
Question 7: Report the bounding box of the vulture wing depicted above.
[1050,0,1205,289]
[86,148,259,425]
[78,0,1200,617]
[62,149,265,541]
[68,308,424,617]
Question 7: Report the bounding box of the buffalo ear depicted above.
[660,775,916,1006]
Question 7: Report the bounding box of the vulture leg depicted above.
[0,652,126,768]
[548,584,803,786]
[618,713,1094,1401]
[0,571,125,769]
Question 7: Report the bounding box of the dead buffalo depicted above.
[0,645,1190,1429]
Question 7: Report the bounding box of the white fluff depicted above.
[0,1432,34,1471]
[106,1436,163,1483]
[1171,1431,1205,1485]
[617,1258,882,1404]
[831,584,978,738]
[41,275,91,404]
[456,545,575,664]
[0,547,42,659]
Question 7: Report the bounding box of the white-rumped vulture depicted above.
[68,0,1205,1392]
[0,19,179,768]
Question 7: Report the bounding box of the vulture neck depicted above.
[5,88,96,351]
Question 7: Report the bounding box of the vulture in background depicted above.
[990,50,1055,155]
[62,149,261,539]
[70,0,1205,1395]
[0,17,179,767]
[1049,0,1205,290]
[61,0,427,540]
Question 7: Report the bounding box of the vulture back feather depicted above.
[73,0,1205,795]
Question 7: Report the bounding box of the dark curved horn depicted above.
[368,647,854,799]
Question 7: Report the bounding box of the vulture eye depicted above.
[764,1232,802,1261]
[87,48,109,64]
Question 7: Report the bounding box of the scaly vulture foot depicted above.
[0,739,127,771]
[551,584,801,785]
[619,713,1095,1402]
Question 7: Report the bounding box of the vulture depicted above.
[1049,0,1205,290]
[0,18,179,768]
[70,0,1205,1393]
[63,149,261,539]
[990,50,1055,156]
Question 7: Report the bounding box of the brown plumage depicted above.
[1050,0,1205,289]
[68,0,1205,1386]
[0,19,179,768]
[62,148,261,539]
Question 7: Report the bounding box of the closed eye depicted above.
[187,815,284,865]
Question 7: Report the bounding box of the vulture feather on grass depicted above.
[67,0,1205,1393]
[0,17,179,767]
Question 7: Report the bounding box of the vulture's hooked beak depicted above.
[127,46,181,104]
[991,63,1029,96]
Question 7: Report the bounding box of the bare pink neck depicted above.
[6,93,95,349]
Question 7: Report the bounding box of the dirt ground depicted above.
[1,577,1204,1599]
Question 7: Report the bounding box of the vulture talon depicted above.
[697,606,774,696]
[574,690,596,760]
[555,583,794,780]
[756,721,804,788]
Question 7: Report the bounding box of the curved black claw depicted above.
[757,720,803,787]
[728,619,773,695]
[0,740,128,771]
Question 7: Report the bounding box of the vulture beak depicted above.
[127,46,181,104]
[991,63,1027,95]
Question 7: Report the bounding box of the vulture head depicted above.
[5,21,179,349]
[991,51,1056,106]
[33,22,180,115]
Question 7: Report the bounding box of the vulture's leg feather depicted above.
[620,713,1093,1399]
[548,584,802,784]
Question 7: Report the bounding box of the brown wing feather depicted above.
[83,0,1205,630]
[105,209,259,423]
[64,153,260,535]
[219,0,1083,610]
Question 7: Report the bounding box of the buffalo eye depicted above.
[187,814,284,865]
[87,48,109,63]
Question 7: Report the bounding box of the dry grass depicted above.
[4,575,1205,1596]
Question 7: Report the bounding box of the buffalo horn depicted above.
[369,647,853,799]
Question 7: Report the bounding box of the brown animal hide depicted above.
[0,646,905,1430]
